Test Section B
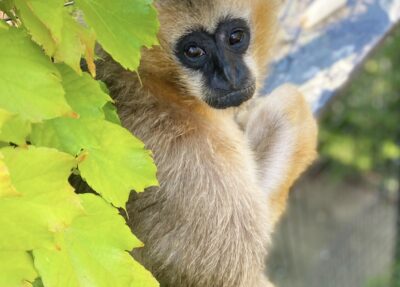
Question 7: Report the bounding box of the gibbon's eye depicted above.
[229,29,245,46]
[184,45,206,59]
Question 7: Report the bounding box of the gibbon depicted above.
[96,0,318,286]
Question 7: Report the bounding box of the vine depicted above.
[0,0,160,286]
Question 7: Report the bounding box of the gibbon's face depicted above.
[148,0,277,109]
[174,18,255,109]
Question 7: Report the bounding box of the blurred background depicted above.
[265,1,400,286]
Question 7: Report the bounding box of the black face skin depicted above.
[175,18,256,109]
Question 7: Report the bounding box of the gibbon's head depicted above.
[140,0,278,109]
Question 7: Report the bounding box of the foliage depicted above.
[0,1,160,286]
[318,27,400,191]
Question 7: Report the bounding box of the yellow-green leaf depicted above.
[0,251,38,287]
[0,28,73,122]
[75,0,159,71]
[103,102,122,125]
[31,118,158,208]
[24,0,64,43]
[14,0,57,56]
[34,194,158,287]
[0,146,83,251]
[0,108,31,145]
[0,151,18,197]
[0,19,9,30]
[57,64,112,119]
[54,11,85,73]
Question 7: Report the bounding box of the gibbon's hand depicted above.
[245,85,318,225]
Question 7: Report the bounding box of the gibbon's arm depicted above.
[240,85,318,226]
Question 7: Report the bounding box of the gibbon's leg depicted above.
[244,85,318,226]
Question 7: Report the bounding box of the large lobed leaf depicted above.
[21,0,64,43]
[31,118,158,208]
[57,64,112,119]
[34,194,159,287]
[0,27,73,122]
[75,0,159,71]
[14,0,62,56]
[0,1,160,286]
[14,0,96,75]
[0,146,82,251]
[54,12,87,74]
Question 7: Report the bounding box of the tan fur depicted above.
[95,1,317,286]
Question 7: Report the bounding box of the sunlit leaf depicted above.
[0,151,18,197]
[0,0,160,285]
[0,146,82,251]
[53,12,84,74]
[31,118,158,208]
[0,28,72,122]
[75,0,159,71]
[24,0,64,43]
[0,251,38,287]
[0,108,30,145]
[103,102,122,125]
[57,64,112,119]
[34,194,159,287]
[14,0,57,56]
[0,20,8,29]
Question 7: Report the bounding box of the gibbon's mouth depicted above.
[206,84,256,109]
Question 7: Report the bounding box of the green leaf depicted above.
[0,108,31,145]
[34,194,159,287]
[14,0,57,56]
[98,82,122,124]
[31,118,158,208]
[0,146,83,250]
[103,101,122,125]
[57,64,112,119]
[75,0,159,71]
[14,0,65,55]
[53,12,97,75]
[0,28,73,122]
[53,12,84,73]
[0,151,18,197]
[15,0,96,74]
[0,251,38,287]
[24,0,64,43]
[32,278,44,287]
[0,20,8,29]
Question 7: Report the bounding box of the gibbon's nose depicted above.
[222,64,243,90]
[214,51,248,91]
[212,60,247,91]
